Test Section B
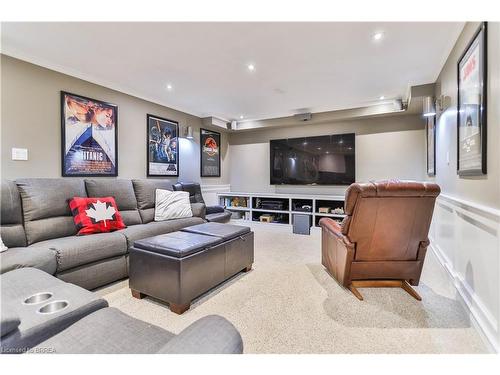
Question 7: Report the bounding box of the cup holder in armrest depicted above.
[23,292,53,305]
[37,300,69,314]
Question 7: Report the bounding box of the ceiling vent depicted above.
[294,112,312,122]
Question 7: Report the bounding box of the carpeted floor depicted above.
[96,221,488,353]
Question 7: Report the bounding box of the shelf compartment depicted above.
[315,199,345,215]
[252,210,289,225]
[252,197,289,211]
[220,195,250,209]
[291,198,313,213]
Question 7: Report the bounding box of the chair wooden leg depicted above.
[349,280,422,301]
[401,280,422,301]
[348,284,364,301]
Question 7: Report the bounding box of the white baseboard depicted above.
[429,240,499,353]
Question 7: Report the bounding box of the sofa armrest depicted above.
[1,302,21,339]
[206,205,225,215]
[190,203,206,220]
[0,247,57,275]
[157,315,243,354]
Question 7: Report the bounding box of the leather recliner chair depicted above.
[172,182,232,223]
[319,180,440,301]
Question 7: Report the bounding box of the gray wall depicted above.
[431,22,499,209]
[0,55,230,185]
[228,114,426,195]
[426,22,500,350]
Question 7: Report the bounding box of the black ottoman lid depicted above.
[133,231,222,258]
[181,222,250,241]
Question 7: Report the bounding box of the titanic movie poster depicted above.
[147,114,179,177]
[61,92,118,176]
[200,128,221,177]
[457,23,487,176]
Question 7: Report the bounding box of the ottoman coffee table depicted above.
[129,222,254,314]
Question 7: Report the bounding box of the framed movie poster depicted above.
[147,114,179,177]
[61,92,118,177]
[200,128,221,177]
[426,116,436,176]
[457,22,487,176]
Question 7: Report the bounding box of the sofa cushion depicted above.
[34,232,127,272]
[0,247,57,275]
[16,179,86,245]
[85,179,142,226]
[118,217,205,248]
[69,197,126,235]
[1,180,27,247]
[132,179,173,223]
[33,307,174,354]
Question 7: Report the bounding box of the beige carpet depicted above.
[96,221,488,353]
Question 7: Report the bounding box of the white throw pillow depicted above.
[0,236,8,252]
[154,189,193,221]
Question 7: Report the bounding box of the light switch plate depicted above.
[12,148,28,161]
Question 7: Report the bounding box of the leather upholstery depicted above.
[172,182,231,223]
[320,180,440,287]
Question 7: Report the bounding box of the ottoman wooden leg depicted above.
[131,289,145,299]
[243,265,253,272]
[170,302,191,315]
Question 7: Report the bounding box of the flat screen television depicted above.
[270,133,355,185]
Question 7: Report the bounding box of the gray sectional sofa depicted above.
[0,178,206,290]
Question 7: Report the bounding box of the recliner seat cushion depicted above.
[16,179,86,245]
[1,180,27,248]
[85,179,141,226]
[118,217,205,248]
[34,232,127,272]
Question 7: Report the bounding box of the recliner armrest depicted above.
[1,303,21,339]
[157,315,243,354]
[190,203,206,220]
[206,205,225,215]
[0,247,57,275]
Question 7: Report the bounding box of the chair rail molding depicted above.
[429,193,500,353]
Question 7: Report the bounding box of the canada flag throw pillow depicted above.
[69,197,126,235]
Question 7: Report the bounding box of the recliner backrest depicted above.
[342,180,440,262]
[132,179,173,223]
[172,182,205,205]
[85,179,142,226]
[0,180,27,247]
[16,178,87,245]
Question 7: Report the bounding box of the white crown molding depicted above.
[1,49,203,119]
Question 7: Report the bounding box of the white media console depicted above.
[216,191,346,228]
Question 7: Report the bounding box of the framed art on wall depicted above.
[200,128,221,177]
[457,22,487,176]
[147,114,179,177]
[61,91,118,177]
[426,116,436,176]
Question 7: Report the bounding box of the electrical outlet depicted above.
[12,148,28,161]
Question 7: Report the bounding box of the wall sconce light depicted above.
[423,96,436,117]
[184,126,194,139]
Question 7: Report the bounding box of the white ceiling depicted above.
[1,22,464,121]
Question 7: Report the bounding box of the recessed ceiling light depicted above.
[247,64,255,71]
[379,95,385,100]
[166,84,173,91]
[239,115,244,119]
[373,32,384,41]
